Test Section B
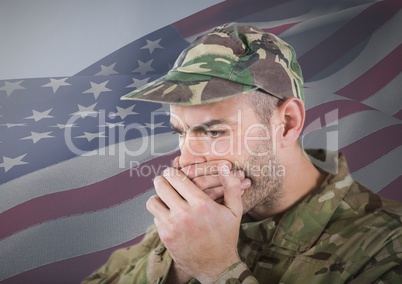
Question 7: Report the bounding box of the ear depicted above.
[276,98,305,148]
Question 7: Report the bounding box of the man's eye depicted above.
[172,131,184,137]
[206,130,225,138]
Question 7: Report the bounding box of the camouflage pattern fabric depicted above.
[82,150,402,283]
[121,22,304,105]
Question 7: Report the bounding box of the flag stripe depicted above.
[303,100,373,135]
[0,235,144,284]
[302,109,401,151]
[0,190,154,281]
[0,132,178,214]
[351,146,402,192]
[172,0,291,38]
[378,175,402,202]
[339,124,402,173]
[335,45,402,101]
[395,109,402,120]
[298,0,402,81]
[262,22,301,35]
[0,152,175,241]
[307,8,402,93]
[362,73,402,116]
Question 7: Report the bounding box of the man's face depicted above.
[169,94,284,213]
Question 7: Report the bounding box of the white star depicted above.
[111,105,138,119]
[20,131,54,144]
[101,122,125,128]
[83,81,112,99]
[71,103,98,118]
[24,108,54,122]
[132,59,155,75]
[0,80,25,97]
[141,39,163,54]
[95,63,119,76]
[0,154,29,172]
[145,122,166,130]
[49,123,77,129]
[42,78,71,93]
[76,131,106,142]
[0,123,27,128]
[126,77,150,89]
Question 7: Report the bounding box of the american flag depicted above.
[0,0,401,282]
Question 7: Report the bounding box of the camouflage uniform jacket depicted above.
[83,150,402,283]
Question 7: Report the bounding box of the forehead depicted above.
[169,94,257,127]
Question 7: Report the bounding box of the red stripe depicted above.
[0,152,178,240]
[395,109,402,120]
[302,100,373,135]
[378,175,402,203]
[0,234,145,284]
[298,0,402,81]
[172,0,290,38]
[341,124,402,173]
[336,45,402,101]
[263,22,300,35]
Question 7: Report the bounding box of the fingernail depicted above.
[162,168,169,177]
[241,179,251,189]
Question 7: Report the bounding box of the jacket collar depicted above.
[240,150,353,252]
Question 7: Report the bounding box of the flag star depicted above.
[49,123,78,129]
[83,81,112,99]
[71,103,98,118]
[76,131,106,142]
[141,38,163,54]
[96,63,119,76]
[145,122,166,130]
[0,123,27,128]
[112,105,138,119]
[101,122,125,128]
[24,108,54,122]
[126,77,150,89]
[132,59,155,75]
[0,154,29,172]
[0,80,25,97]
[42,78,71,93]
[20,131,54,144]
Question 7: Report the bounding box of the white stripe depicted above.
[362,73,402,116]
[0,132,179,213]
[186,1,372,45]
[302,109,401,150]
[308,9,402,92]
[0,189,155,281]
[303,87,353,110]
[352,146,402,192]
[280,1,374,57]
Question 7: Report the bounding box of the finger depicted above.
[203,186,224,201]
[172,156,181,169]
[181,160,232,179]
[192,170,245,190]
[219,164,243,217]
[153,175,187,209]
[163,167,207,203]
[192,175,221,190]
[146,194,170,219]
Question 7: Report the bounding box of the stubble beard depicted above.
[238,143,284,214]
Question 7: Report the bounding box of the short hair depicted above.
[247,90,281,127]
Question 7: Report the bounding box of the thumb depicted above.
[219,164,243,217]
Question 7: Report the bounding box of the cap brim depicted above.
[121,72,257,106]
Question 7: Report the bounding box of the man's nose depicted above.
[179,135,207,168]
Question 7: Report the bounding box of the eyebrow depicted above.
[170,119,232,133]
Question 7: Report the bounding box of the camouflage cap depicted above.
[121,22,304,105]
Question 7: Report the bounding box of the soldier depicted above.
[83,23,402,283]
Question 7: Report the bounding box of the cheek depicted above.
[209,136,240,157]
